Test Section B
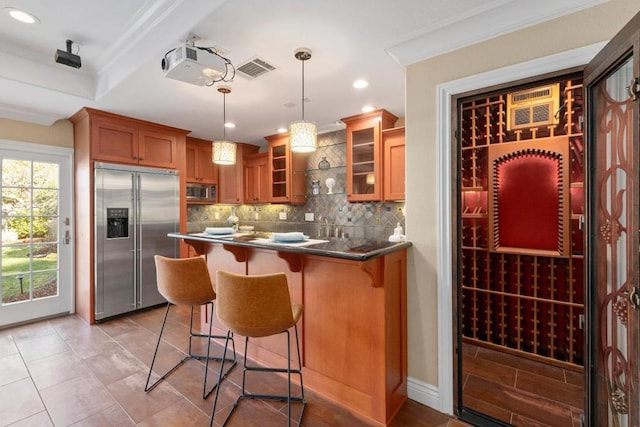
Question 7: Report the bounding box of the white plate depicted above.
[271,234,309,243]
[204,227,235,235]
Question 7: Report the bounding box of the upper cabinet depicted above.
[244,152,269,204]
[218,143,259,204]
[186,137,217,184]
[382,127,406,201]
[265,133,307,205]
[80,109,185,169]
[342,109,398,202]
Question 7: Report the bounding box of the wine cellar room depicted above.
[455,70,586,426]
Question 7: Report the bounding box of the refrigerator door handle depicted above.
[132,173,139,308]
[135,173,143,308]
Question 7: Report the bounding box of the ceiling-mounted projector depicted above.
[162,44,229,86]
[55,39,81,69]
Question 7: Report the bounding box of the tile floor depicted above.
[0,306,464,427]
[461,342,584,426]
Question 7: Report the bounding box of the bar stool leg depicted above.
[145,303,189,393]
[210,328,306,426]
[145,302,237,398]
[209,330,233,427]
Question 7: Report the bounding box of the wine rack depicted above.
[459,77,585,367]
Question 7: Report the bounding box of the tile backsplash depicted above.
[187,129,405,240]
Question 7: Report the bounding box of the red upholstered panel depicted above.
[494,153,560,252]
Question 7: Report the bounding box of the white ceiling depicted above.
[0,0,606,147]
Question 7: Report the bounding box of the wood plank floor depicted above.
[461,343,584,426]
[0,306,467,426]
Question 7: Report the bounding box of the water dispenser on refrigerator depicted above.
[106,208,129,239]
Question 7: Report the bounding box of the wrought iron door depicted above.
[585,12,640,427]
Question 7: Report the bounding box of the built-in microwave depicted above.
[186,183,216,201]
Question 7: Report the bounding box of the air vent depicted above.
[506,83,560,131]
[236,56,276,79]
[185,46,198,61]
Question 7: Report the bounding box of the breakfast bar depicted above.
[169,232,410,426]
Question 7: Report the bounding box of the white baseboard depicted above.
[407,377,446,414]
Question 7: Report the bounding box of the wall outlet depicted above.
[214,212,220,220]
[305,212,314,221]
[254,212,260,220]
[279,211,287,220]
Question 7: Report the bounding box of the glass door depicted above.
[585,12,639,427]
[347,120,382,201]
[0,141,73,327]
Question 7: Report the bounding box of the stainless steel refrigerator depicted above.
[94,162,179,320]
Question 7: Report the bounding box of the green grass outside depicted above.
[2,244,57,298]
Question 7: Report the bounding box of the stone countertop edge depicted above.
[168,232,411,261]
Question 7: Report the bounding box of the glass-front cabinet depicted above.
[265,133,306,205]
[343,109,398,202]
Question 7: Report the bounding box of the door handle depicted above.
[626,77,640,101]
[629,286,640,309]
[64,230,70,245]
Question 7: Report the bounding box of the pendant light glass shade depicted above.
[289,48,316,153]
[212,140,236,165]
[212,85,237,165]
[289,120,317,153]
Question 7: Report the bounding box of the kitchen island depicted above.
[169,232,410,426]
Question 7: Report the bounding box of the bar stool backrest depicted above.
[215,270,301,338]
[154,255,216,306]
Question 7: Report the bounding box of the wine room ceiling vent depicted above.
[236,56,276,79]
[506,83,560,130]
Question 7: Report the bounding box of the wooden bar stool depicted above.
[210,270,306,427]
[144,255,236,399]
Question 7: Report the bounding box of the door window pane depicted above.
[1,159,60,305]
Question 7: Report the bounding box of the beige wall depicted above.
[0,118,74,148]
[405,0,640,388]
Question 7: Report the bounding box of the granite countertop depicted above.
[169,232,411,261]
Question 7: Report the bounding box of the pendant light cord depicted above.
[222,92,226,139]
[301,59,305,121]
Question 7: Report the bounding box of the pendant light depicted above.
[289,47,317,153]
[212,85,237,165]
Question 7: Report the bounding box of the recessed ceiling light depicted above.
[277,127,288,133]
[361,105,376,113]
[4,7,39,24]
[353,79,368,89]
[224,122,235,129]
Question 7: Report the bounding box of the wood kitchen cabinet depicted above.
[265,133,307,204]
[382,126,405,201]
[186,137,217,184]
[343,109,398,202]
[217,143,259,204]
[69,107,189,324]
[89,112,180,168]
[244,152,269,204]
